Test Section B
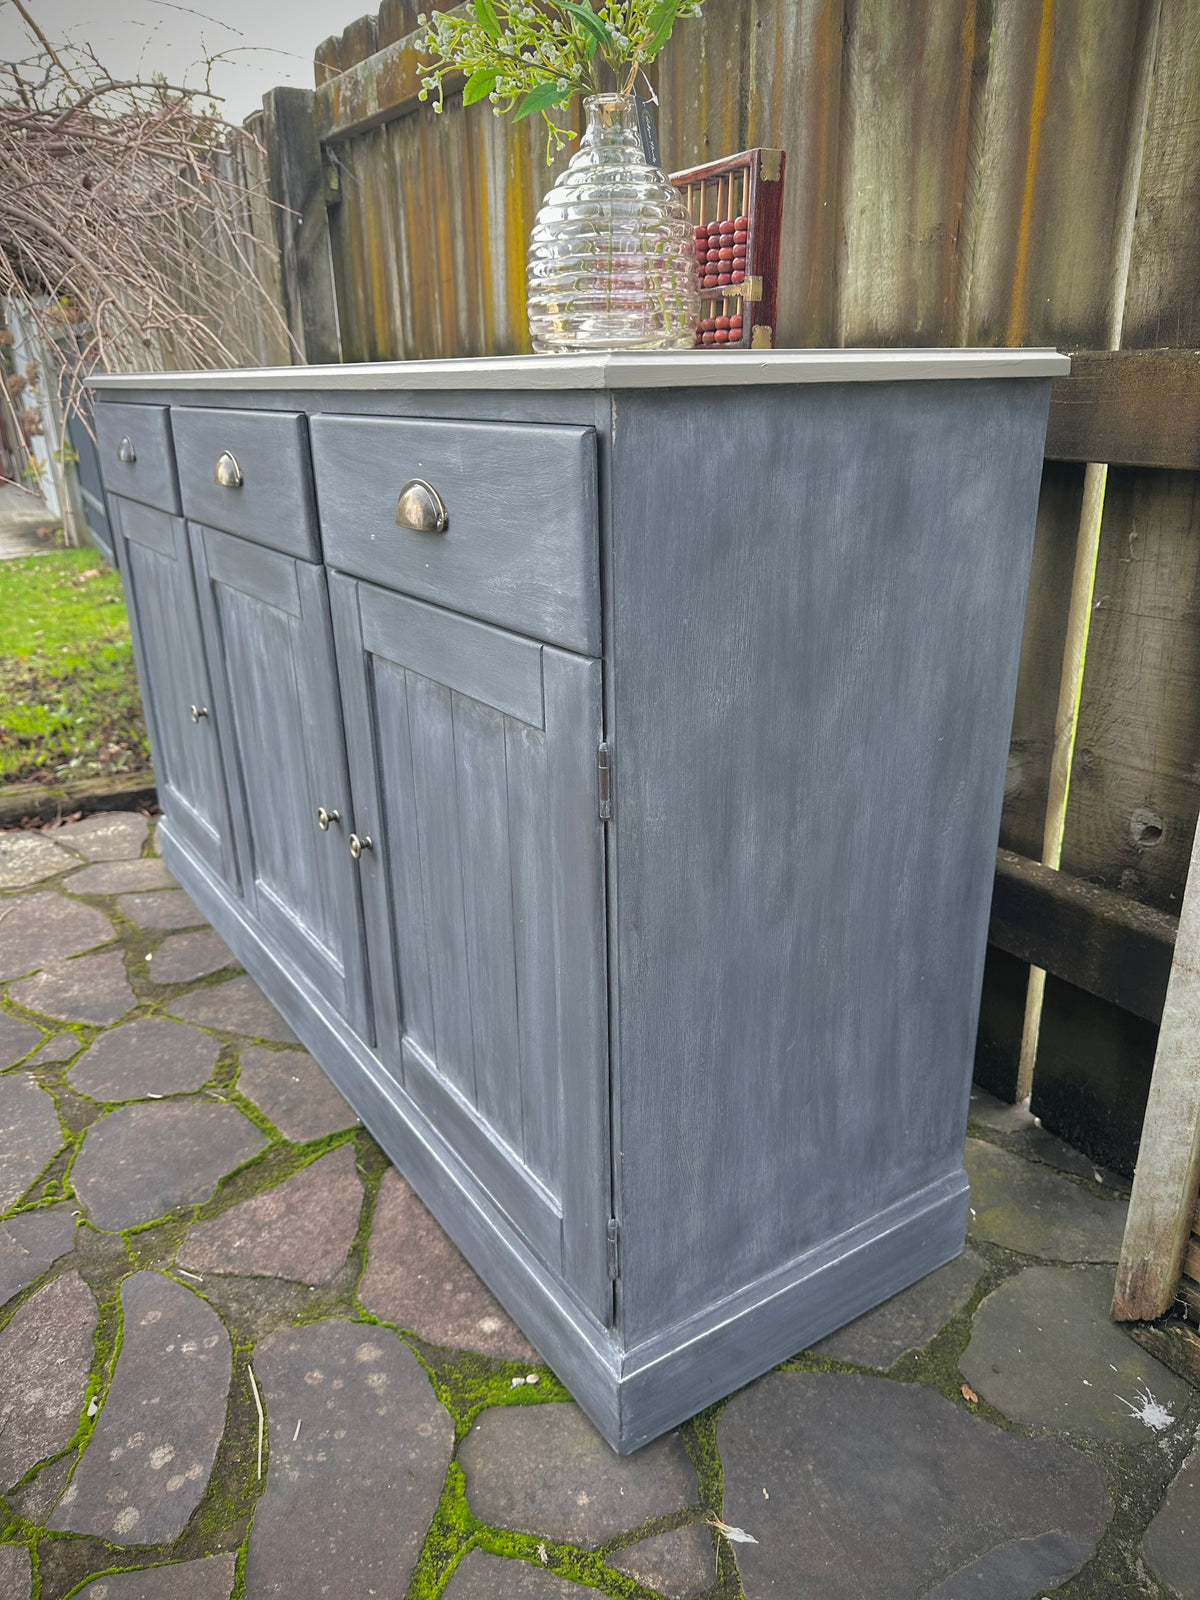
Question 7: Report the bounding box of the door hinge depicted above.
[597,742,613,821]
[606,1217,620,1279]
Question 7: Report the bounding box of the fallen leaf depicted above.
[961,1384,979,1404]
[707,1513,759,1544]
[537,1543,548,1566]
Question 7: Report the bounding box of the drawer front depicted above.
[95,403,180,514]
[311,415,599,655]
[172,406,319,560]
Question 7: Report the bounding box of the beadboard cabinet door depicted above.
[329,575,612,1321]
[189,525,371,1041]
[110,497,237,890]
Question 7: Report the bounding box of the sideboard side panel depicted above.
[608,378,1052,1344]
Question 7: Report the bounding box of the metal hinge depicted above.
[597,742,612,820]
[606,1217,620,1279]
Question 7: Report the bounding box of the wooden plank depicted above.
[1059,467,1200,915]
[201,527,302,616]
[988,849,1177,1022]
[313,35,342,87]
[744,0,843,346]
[834,0,976,345]
[357,585,545,730]
[405,671,478,1102]
[1046,351,1200,471]
[1186,1236,1200,1285]
[261,87,341,364]
[1113,813,1200,1319]
[315,26,464,143]
[998,462,1085,860]
[340,14,379,71]
[965,0,1157,348]
[1123,0,1200,350]
[452,691,523,1152]
[657,0,747,177]
[1129,1322,1200,1389]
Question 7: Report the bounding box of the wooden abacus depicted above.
[670,148,786,350]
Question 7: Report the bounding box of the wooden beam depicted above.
[314,7,466,144]
[262,87,342,365]
[1113,815,1200,1320]
[1046,349,1200,470]
[988,849,1177,1022]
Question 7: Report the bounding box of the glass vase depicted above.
[527,94,699,353]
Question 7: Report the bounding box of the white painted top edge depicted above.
[88,348,1070,394]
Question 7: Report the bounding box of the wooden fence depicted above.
[233,0,1200,1184]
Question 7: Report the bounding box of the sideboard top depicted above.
[89,348,1069,395]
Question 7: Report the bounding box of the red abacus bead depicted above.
[733,229,748,245]
[715,315,731,330]
[718,247,734,261]
[734,215,749,229]
[730,315,743,329]
[733,249,747,264]
[718,272,732,285]
[714,329,729,343]
[703,276,718,289]
[701,331,716,344]
[718,218,735,234]
[731,269,745,283]
[707,250,722,264]
[707,219,721,233]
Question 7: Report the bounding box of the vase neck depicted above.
[580,94,645,165]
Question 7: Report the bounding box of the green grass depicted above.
[0,550,150,788]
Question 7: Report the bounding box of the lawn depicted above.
[0,549,151,789]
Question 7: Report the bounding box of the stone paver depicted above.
[0,1204,78,1306]
[965,1137,1127,1261]
[8,949,135,1027]
[961,1264,1194,1443]
[76,1553,238,1600]
[812,1249,985,1369]
[1143,1437,1200,1600]
[66,859,177,895]
[0,833,78,888]
[30,1031,81,1063]
[8,1452,74,1525]
[72,1101,268,1230]
[243,1319,454,1599]
[0,1010,40,1068]
[0,1073,64,1209]
[148,929,237,985]
[236,1045,357,1142]
[69,1017,220,1102]
[0,891,114,979]
[53,812,149,861]
[169,976,298,1044]
[444,1550,595,1597]
[0,1272,98,1490]
[719,1371,1112,1600]
[461,1404,697,1546]
[607,1524,715,1598]
[177,1144,362,1284]
[117,890,206,930]
[51,1272,231,1545]
[359,1168,537,1362]
[0,1545,31,1600]
[969,1089,1129,1192]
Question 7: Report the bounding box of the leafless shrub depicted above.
[1,0,296,418]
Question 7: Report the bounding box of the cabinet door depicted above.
[111,498,237,889]
[190,525,371,1041]
[330,576,612,1321]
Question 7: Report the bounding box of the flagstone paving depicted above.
[0,812,1198,1600]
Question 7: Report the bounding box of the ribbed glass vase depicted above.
[527,94,699,353]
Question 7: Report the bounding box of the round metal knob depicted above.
[395,478,447,533]
[348,833,372,860]
[317,806,341,831]
[190,704,209,722]
[117,436,136,464]
[213,450,244,489]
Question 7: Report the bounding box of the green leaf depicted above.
[513,80,572,122]
[462,68,497,105]
[560,1,611,52]
[472,0,502,40]
[645,0,679,57]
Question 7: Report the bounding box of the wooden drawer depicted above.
[311,415,599,655]
[172,406,319,560]
[95,402,180,515]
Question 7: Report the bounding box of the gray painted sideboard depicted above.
[90,349,1067,1452]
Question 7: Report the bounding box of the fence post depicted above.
[261,87,341,365]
